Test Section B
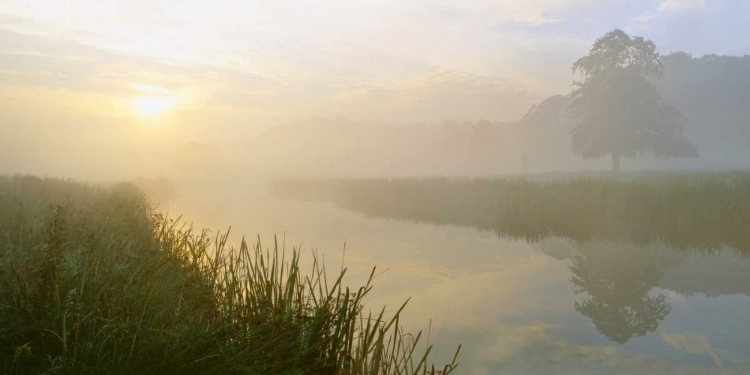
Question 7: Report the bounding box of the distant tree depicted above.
[568,30,697,173]
[520,95,570,126]
[658,52,750,154]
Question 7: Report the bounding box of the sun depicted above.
[134,97,177,117]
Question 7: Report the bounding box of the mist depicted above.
[2,48,749,183]
[1,1,749,183]
[3,1,750,373]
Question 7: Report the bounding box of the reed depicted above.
[0,175,459,374]
[273,172,750,254]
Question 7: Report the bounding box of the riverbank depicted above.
[0,175,458,374]
[273,172,750,253]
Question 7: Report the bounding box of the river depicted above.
[159,180,750,374]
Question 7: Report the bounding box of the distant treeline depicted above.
[272,172,750,253]
[244,52,750,176]
[516,52,750,167]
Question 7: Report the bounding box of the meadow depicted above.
[272,172,750,254]
[0,175,459,374]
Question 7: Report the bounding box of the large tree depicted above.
[568,30,696,173]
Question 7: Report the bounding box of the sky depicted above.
[0,0,749,178]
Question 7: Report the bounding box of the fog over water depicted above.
[2,1,750,373]
[154,178,750,374]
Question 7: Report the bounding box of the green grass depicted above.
[0,175,460,374]
[272,172,750,253]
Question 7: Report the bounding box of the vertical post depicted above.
[612,152,621,175]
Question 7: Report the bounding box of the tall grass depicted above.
[0,175,459,374]
[272,173,750,253]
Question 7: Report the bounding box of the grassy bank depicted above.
[0,175,459,374]
[272,173,750,253]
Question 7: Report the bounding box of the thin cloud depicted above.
[129,83,173,95]
[632,12,659,24]
[660,332,724,372]
[658,0,706,12]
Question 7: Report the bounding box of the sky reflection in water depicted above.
[167,183,750,374]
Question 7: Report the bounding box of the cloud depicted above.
[632,12,659,24]
[660,332,724,371]
[461,322,618,371]
[0,15,553,126]
[328,71,539,123]
[129,83,173,95]
[440,322,720,374]
[0,0,596,92]
[2,0,745,145]
[658,0,706,12]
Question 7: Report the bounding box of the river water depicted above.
[161,181,750,374]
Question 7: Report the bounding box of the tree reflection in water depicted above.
[569,242,683,344]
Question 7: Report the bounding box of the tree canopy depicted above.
[570,242,680,344]
[568,30,696,172]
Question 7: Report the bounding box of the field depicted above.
[0,176,459,374]
[272,172,750,254]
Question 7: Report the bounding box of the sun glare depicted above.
[134,97,177,117]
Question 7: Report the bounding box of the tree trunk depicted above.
[612,152,621,175]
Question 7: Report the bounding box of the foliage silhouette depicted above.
[569,30,696,173]
[569,242,681,343]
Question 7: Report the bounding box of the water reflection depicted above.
[272,177,750,254]
[271,187,750,371]
[569,242,680,343]
[164,182,750,374]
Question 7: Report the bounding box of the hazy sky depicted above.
[1,0,749,176]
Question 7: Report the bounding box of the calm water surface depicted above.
[164,182,750,374]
